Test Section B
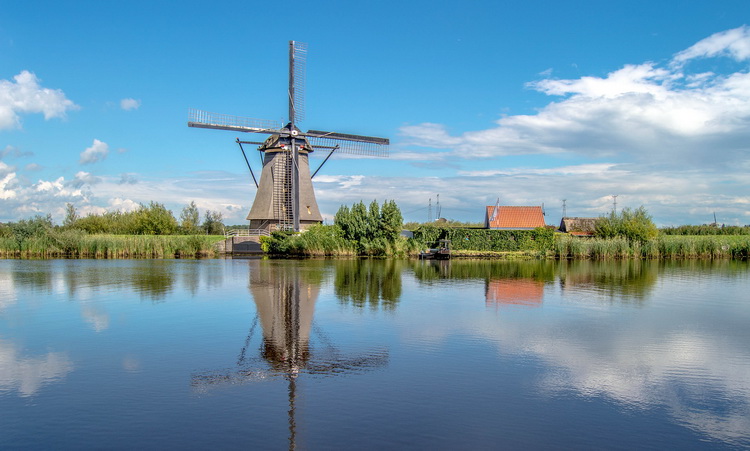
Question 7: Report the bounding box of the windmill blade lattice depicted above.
[188,109,282,133]
[289,41,307,124]
[306,134,389,157]
[307,137,387,157]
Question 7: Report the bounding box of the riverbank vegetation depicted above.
[0,202,226,258]
[262,200,420,257]
[3,202,750,260]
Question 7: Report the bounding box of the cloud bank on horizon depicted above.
[1,26,749,226]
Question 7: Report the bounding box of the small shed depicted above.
[559,217,599,236]
[485,206,546,230]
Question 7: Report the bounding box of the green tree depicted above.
[133,202,178,235]
[595,206,658,243]
[380,199,403,243]
[334,199,403,254]
[10,214,53,250]
[63,203,79,227]
[180,201,200,234]
[202,210,224,235]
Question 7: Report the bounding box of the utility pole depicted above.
[612,195,619,214]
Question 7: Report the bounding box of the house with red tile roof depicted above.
[484,206,546,229]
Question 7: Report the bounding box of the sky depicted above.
[1,0,750,227]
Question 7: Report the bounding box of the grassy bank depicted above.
[0,232,225,258]
[553,234,750,260]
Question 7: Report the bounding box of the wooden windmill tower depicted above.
[188,41,389,232]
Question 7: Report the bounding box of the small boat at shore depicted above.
[419,239,451,260]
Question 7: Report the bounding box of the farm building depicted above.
[485,206,546,230]
[559,217,600,236]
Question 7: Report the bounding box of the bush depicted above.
[412,226,555,253]
[595,206,658,244]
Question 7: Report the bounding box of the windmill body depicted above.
[188,41,388,232]
[246,128,323,231]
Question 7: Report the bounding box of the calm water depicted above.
[1,258,749,450]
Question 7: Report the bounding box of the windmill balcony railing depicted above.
[225,229,271,238]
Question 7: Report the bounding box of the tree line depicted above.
[1,201,226,238]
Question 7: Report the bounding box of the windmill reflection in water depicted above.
[191,261,389,449]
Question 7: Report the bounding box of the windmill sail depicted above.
[188,109,281,134]
[289,41,307,124]
[306,130,389,157]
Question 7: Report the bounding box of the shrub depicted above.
[595,206,658,244]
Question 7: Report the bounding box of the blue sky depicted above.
[2,1,750,226]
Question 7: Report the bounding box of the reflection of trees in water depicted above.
[334,259,403,310]
[5,261,228,302]
[658,259,750,280]
[60,261,176,301]
[6,261,57,294]
[412,260,556,284]
[558,260,658,302]
[410,259,661,304]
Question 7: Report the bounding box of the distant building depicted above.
[485,206,546,230]
[559,217,600,237]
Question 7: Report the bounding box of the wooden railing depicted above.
[225,229,271,238]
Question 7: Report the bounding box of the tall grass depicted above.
[554,235,750,260]
[0,232,223,259]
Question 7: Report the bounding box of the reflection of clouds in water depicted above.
[0,271,16,311]
[399,273,750,447]
[81,305,110,332]
[470,319,750,446]
[122,355,141,373]
[0,340,74,397]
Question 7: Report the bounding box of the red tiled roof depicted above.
[486,206,545,229]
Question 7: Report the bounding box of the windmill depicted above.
[188,41,389,232]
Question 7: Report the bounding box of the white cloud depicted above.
[1,145,33,159]
[120,98,141,111]
[672,25,750,65]
[118,173,138,185]
[0,171,18,200]
[79,139,109,164]
[399,123,462,148]
[400,27,750,165]
[68,171,102,188]
[390,27,750,225]
[0,71,78,130]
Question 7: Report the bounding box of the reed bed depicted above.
[554,235,750,260]
[0,233,223,259]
